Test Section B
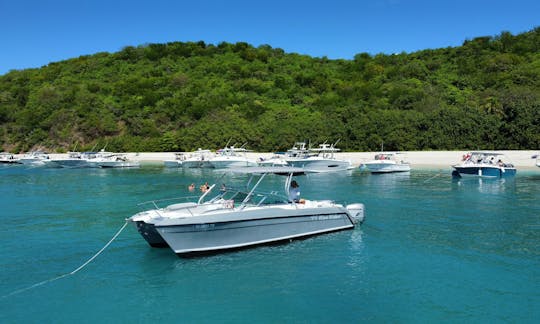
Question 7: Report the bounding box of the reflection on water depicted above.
[452,176,516,194]
[364,171,411,186]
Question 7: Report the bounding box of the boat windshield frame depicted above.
[136,167,310,214]
[218,167,308,206]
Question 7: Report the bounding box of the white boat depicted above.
[96,155,140,168]
[181,149,215,168]
[163,153,184,168]
[18,151,53,166]
[209,146,258,168]
[257,153,288,167]
[0,152,19,164]
[532,154,540,167]
[452,152,516,178]
[128,167,365,256]
[284,142,353,172]
[87,150,140,168]
[362,152,411,173]
[50,151,97,168]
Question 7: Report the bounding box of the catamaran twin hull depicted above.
[129,166,364,256]
[132,203,364,256]
[134,220,169,247]
[157,210,356,256]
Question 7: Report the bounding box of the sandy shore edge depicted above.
[35,150,540,170]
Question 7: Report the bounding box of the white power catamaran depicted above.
[128,167,365,256]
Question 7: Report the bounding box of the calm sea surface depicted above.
[1,165,539,323]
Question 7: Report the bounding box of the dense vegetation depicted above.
[0,28,539,153]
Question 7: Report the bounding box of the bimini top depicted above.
[225,166,308,175]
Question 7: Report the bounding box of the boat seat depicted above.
[166,202,198,211]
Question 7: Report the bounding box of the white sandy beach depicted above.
[44,150,536,170]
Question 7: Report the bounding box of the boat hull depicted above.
[285,159,352,172]
[98,161,140,168]
[209,159,258,168]
[155,208,355,256]
[50,159,90,168]
[182,160,214,168]
[363,162,411,173]
[163,160,182,168]
[19,159,56,167]
[133,221,169,247]
[0,160,20,164]
[257,159,288,167]
[452,166,516,177]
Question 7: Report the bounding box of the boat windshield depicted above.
[205,167,307,207]
[206,185,288,206]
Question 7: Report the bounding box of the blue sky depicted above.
[1,0,538,75]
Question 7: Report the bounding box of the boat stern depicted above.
[346,203,365,224]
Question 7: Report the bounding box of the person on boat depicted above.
[200,182,209,193]
[289,180,300,202]
[289,180,305,204]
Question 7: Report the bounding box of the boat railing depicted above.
[215,186,287,208]
[137,185,290,215]
[137,196,202,212]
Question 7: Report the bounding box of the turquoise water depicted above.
[1,165,539,323]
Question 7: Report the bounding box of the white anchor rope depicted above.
[1,220,129,299]
[423,169,443,182]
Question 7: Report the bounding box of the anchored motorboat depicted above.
[362,152,411,173]
[257,153,288,167]
[88,151,140,168]
[452,151,516,177]
[128,167,365,256]
[0,152,20,164]
[50,151,98,168]
[209,146,258,168]
[163,153,184,168]
[18,151,54,167]
[284,142,353,172]
[181,149,215,168]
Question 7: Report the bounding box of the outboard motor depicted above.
[346,203,365,224]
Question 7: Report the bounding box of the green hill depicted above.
[1,28,539,153]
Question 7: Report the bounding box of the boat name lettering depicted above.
[195,224,215,231]
[310,214,341,221]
